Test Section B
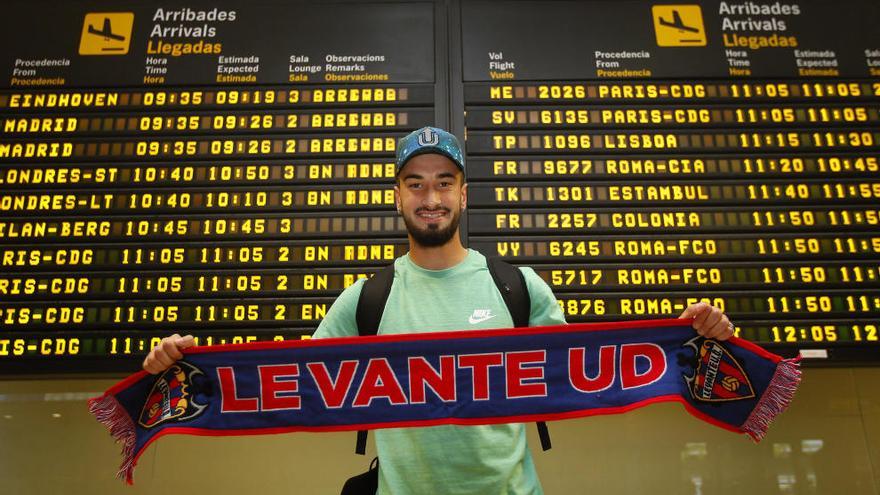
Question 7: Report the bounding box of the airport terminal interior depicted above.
[1,0,879,492]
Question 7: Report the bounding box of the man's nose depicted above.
[423,188,441,207]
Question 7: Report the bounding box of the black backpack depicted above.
[352,257,551,455]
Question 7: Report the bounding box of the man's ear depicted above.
[460,182,468,210]
[393,183,401,212]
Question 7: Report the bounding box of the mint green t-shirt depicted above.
[313,249,567,495]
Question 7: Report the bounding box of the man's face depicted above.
[394,153,467,248]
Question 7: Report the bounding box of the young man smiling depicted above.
[311,126,734,494]
[144,126,735,494]
[312,126,568,494]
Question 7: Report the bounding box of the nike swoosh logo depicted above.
[468,314,497,324]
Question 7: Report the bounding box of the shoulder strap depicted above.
[353,264,396,454]
[356,264,396,337]
[485,258,552,451]
[486,257,530,328]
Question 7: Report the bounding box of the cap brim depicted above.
[397,147,465,175]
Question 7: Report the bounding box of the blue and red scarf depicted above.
[90,319,800,483]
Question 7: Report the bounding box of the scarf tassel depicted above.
[88,394,136,484]
[741,357,801,442]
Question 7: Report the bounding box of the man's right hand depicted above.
[142,334,195,374]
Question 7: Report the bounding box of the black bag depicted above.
[340,457,378,495]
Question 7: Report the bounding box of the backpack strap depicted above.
[486,257,530,328]
[353,264,396,454]
[486,257,552,451]
[356,264,396,337]
[535,420,552,451]
[355,430,369,457]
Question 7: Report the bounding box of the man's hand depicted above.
[679,302,734,341]
[142,333,195,374]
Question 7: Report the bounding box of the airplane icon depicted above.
[658,10,700,33]
[87,18,126,42]
[79,12,134,55]
[652,5,706,47]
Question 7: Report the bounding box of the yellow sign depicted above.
[79,13,134,55]
[652,5,706,47]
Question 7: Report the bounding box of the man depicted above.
[144,126,734,494]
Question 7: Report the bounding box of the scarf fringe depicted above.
[741,357,801,442]
[88,393,136,484]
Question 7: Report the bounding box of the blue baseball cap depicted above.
[396,126,465,176]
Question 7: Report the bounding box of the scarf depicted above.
[89,319,800,483]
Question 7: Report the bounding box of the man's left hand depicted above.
[679,302,735,341]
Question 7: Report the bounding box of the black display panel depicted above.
[458,0,880,364]
[0,1,434,86]
[0,0,878,372]
[461,1,880,80]
[0,0,435,373]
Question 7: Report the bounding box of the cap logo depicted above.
[417,128,439,146]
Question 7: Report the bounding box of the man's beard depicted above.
[401,206,462,247]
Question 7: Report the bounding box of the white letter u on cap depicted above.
[417,128,439,146]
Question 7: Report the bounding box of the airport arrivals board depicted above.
[0,0,878,372]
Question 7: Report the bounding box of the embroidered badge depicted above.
[417,127,439,146]
[138,361,207,428]
[683,337,755,402]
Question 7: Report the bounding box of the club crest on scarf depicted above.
[138,361,207,428]
[683,337,755,402]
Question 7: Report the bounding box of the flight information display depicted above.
[460,0,880,363]
[0,0,433,372]
[1,0,879,372]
